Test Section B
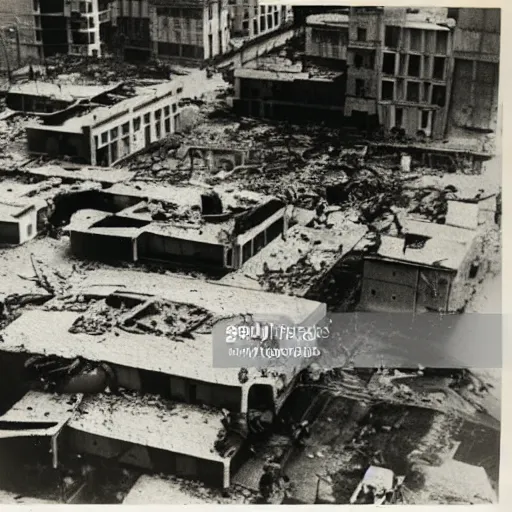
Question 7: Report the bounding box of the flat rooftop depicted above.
[220,223,367,296]
[26,81,183,134]
[69,182,285,246]
[0,308,259,387]
[75,268,326,324]
[0,390,82,440]
[68,392,239,463]
[0,177,98,223]
[7,81,118,102]
[306,13,349,27]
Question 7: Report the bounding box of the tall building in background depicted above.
[0,0,41,75]
[448,8,500,143]
[0,0,114,76]
[344,6,454,139]
[229,1,291,40]
[113,0,230,63]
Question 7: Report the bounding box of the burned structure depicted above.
[25,81,183,166]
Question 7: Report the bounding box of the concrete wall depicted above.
[360,259,457,313]
[65,430,227,487]
[0,0,42,74]
[306,25,348,61]
[137,232,225,267]
[70,231,137,261]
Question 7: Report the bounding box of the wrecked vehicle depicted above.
[349,466,405,505]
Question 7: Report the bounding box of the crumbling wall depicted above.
[360,260,417,312]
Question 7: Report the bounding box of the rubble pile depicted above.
[68,300,118,335]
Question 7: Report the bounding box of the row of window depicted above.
[156,7,203,19]
[382,53,446,80]
[98,105,177,146]
[311,28,348,47]
[379,79,446,106]
[354,24,449,55]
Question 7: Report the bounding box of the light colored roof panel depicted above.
[221,224,367,297]
[7,82,116,102]
[75,268,325,324]
[0,391,82,439]
[402,218,476,244]
[0,310,246,386]
[234,68,310,82]
[375,235,468,270]
[67,393,237,463]
[306,13,349,26]
[404,21,450,31]
[445,201,479,230]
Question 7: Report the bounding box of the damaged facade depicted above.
[360,216,487,313]
[25,81,183,165]
[113,0,229,62]
[0,0,114,71]
[66,183,288,271]
[447,8,500,143]
[0,269,326,488]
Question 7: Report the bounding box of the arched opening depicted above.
[247,383,275,413]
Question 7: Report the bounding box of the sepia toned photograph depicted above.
[0,1,501,506]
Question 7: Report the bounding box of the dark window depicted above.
[423,82,431,102]
[242,242,252,263]
[395,107,403,127]
[408,54,421,77]
[385,25,400,48]
[433,57,445,79]
[144,113,151,124]
[407,82,420,102]
[410,29,422,51]
[432,85,446,106]
[421,110,430,129]
[382,52,396,74]
[172,103,177,113]
[110,127,118,139]
[381,80,394,101]
[208,4,212,20]
[226,249,233,267]
[101,132,108,144]
[274,11,279,26]
[436,31,448,54]
[155,109,162,119]
[355,79,365,97]
[261,15,266,31]
[164,106,170,117]
[354,53,363,68]
[371,289,376,296]
[469,263,479,279]
[122,122,129,135]
[110,141,118,162]
[164,118,170,134]
[253,19,258,34]
[357,27,367,41]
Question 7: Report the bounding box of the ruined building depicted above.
[25,80,183,166]
[65,183,288,272]
[229,1,291,40]
[344,7,454,138]
[0,269,326,488]
[447,8,500,144]
[0,0,114,71]
[113,0,230,62]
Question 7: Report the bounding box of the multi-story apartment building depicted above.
[0,0,43,74]
[229,1,291,40]
[448,8,500,140]
[113,0,230,63]
[0,0,114,73]
[345,7,454,139]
